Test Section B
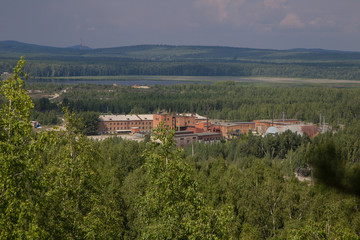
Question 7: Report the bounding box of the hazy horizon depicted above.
[1,0,359,52]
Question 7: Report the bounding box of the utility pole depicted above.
[192,143,194,157]
[206,98,209,131]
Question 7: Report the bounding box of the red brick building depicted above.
[197,132,222,143]
[152,113,176,129]
[174,133,198,147]
[174,131,222,147]
[211,122,255,138]
[254,119,301,135]
[175,114,196,131]
[153,113,208,130]
[98,114,153,134]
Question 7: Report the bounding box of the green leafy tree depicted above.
[137,123,233,239]
[0,57,47,238]
[76,111,99,135]
[290,220,358,240]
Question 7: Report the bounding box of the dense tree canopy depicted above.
[2,58,360,239]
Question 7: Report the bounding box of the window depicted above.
[180,138,184,140]
[117,123,119,125]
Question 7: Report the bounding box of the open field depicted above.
[37,75,360,87]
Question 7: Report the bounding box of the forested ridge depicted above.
[3,59,360,239]
[28,81,360,128]
[1,41,360,80]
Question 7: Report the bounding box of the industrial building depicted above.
[254,119,301,135]
[98,112,320,147]
[265,125,319,138]
[211,122,255,138]
[174,131,222,147]
[98,114,153,134]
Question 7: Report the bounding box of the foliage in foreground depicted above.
[1,58,360,239]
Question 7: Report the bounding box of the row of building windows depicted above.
[155,118,171,121]
[105,126,151,131]
[105,121,152,126]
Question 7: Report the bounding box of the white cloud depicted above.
[279,13,305,28]
[308,17,336,29]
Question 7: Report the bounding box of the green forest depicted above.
[1,41,360,80]
[3,59,360,239]
[27,80,360,130]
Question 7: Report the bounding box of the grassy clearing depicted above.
[37,75,360,87]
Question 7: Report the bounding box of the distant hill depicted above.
[67,45,92,50]
[1,40,360,63]
[1,40,360,80]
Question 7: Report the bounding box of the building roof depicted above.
[213,122,255,127]
[265,125,314,136]
[254,119,299,123]
[179,113,207,120]
[174,133,198,138]
[99,114,153,121]
[196,132,222,137]
[175,130,195,135]
[194,114,207,120]
[136,114,153,120]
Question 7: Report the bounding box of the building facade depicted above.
[98,114,153,134]
[152,113,176,129]
[174,133,198,147]
[197,132,222,143]
[211,122,255,138]
[175,114,196,131]
[254,119,301,135]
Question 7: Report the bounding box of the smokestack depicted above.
[206,98,209,131]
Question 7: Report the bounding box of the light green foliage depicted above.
[137,123,233,239]
[4,57,360,239]
[0,58,124,239]
[0,57,47,238]
[76,111,99,135]
[290,220,358,240]
[39,108,99,238]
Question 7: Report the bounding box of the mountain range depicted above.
[1,40,360,63]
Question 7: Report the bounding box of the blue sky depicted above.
[1,0,359,51]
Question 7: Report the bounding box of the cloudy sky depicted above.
[1,0,359,51]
